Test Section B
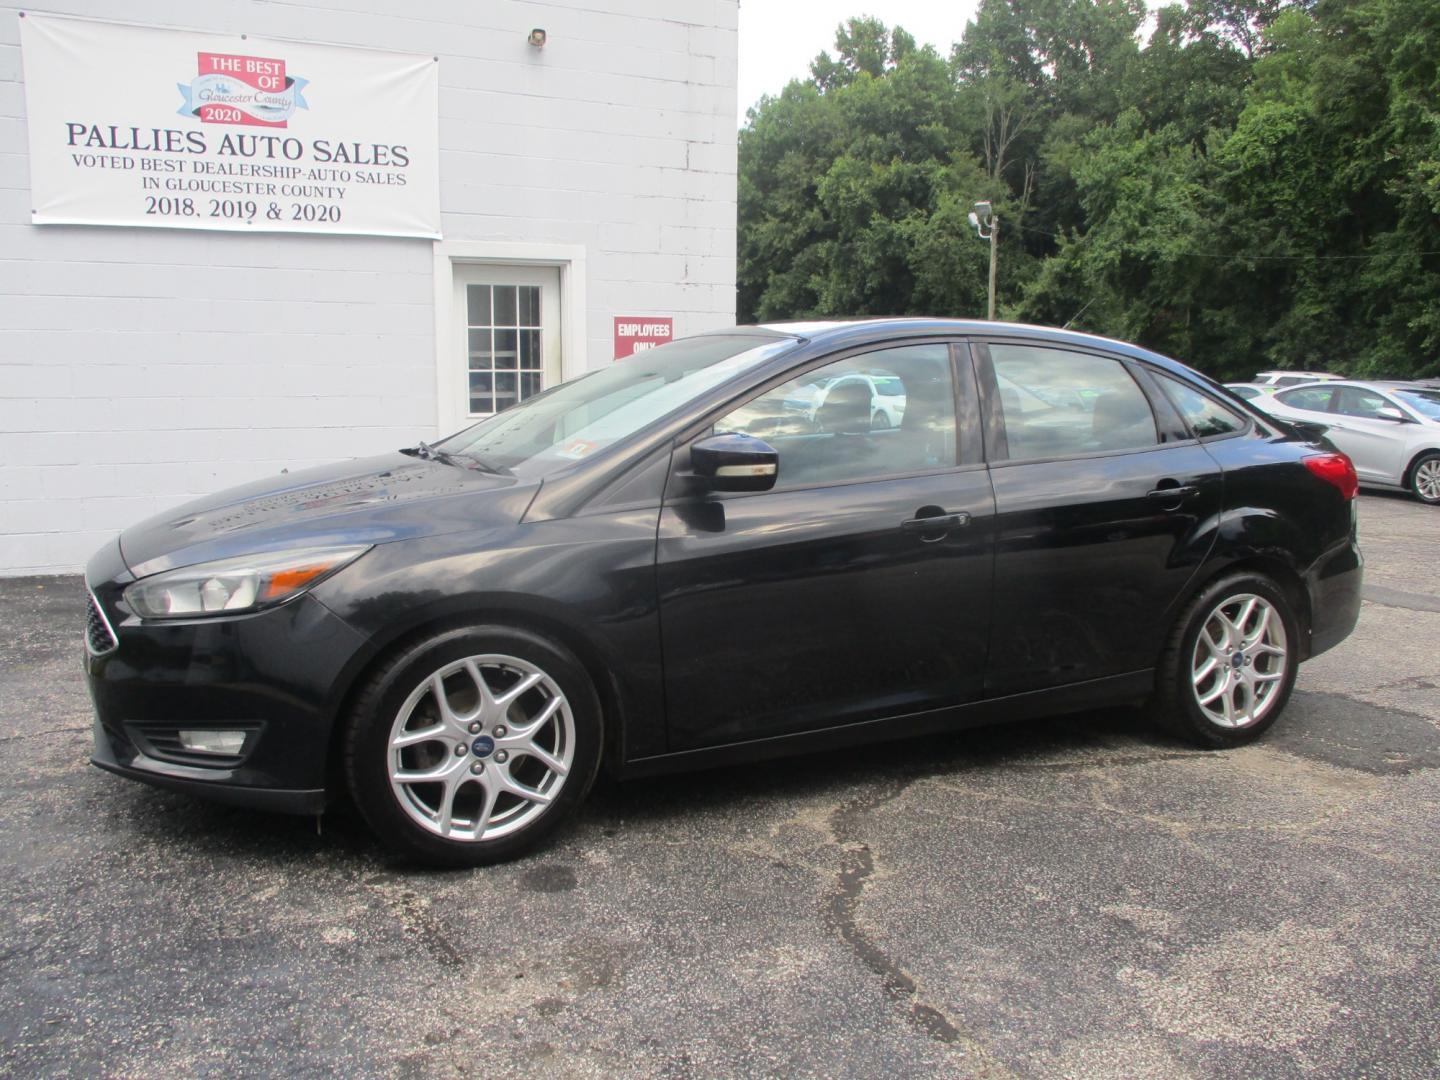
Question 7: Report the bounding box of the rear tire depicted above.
[1149,573,1299,748]
[1409,451,1440,505]
[344,625,603,867]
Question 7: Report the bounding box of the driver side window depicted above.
[716,345,957,490]
[1333,387,1390,419]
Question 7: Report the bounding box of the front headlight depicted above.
[123,545,371,620]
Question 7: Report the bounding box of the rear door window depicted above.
[989,344,1157,459]
[1152,373,1246,438]
[1333,386,1392,419]
[1275,386,1337,413]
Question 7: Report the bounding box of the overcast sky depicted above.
[736,2,984,125]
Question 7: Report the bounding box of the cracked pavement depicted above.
[2,493,1438,1077]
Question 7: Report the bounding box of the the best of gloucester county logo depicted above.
[177,52,309,128]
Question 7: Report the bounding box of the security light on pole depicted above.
[968,201,998,321]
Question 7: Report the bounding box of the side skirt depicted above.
[616,670,1154,779]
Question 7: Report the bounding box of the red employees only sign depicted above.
[613,316,673,359]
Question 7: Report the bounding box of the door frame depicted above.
[431,240,587,436]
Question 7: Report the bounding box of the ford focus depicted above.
[84,320,1363,865]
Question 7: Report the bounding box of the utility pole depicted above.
[968,201,998,320]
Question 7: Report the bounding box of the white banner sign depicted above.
[19,14,440,238]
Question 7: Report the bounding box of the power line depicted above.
[1006,218,1440,261]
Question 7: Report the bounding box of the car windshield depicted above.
[1393,389,1440,420]
[436,334,796,478]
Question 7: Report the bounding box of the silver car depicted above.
[1258,380,1440,503]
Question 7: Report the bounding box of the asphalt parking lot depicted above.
[2,493,1438,1079]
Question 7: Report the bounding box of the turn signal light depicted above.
[1304,453,1358,500]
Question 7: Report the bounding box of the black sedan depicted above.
[85,320,1363,865]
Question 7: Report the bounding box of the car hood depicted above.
[118,452,540,578]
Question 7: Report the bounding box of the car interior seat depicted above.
[815,381,873,434]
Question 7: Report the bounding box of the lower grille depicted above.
[86,592,118,656]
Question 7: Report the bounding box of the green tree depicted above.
[738,0,1440,378]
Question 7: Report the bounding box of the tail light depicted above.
[1304,452,1358,499]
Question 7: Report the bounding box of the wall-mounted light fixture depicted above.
[527,28,547,48]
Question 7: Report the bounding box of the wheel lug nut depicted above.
[471,762,484,774]
[454,745,467,757]
[494,750,509,764]
[468,722,481,734]
[494,726,507,737]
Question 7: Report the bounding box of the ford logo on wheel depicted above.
[470,735,495,758]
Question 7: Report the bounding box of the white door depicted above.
[1326,386,1410,483]
[449,264,561,431]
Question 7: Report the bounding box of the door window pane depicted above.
[990,344,1157,459]
[466,283,545,415]
[467,329,493,370]
[715,344,957,489]
[466,284,491,326]
[518,286,540,326]
[1153,373,1245,438]
[519,329,541,370]
[494,329,518,367]
[1333,387,1390,419]
[493,285,517,326]
[469,371,493,414]
[494,371,518,413]
[1275,386,1336,413]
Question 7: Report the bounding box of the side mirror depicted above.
[690,432,778,492]
[1376,406,1408,423]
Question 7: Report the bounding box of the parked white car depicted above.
[788,372,907,430]
[1253,370,1343,388]
[1257,381,1440,503]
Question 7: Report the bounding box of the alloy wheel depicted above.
[1414,458,1440,502]
[387,654,574,842]
[1190,593,1289,729]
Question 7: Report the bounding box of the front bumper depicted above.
[90,717,327,814]
[85,542,369,815]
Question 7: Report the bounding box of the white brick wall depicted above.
[0,0,738,574]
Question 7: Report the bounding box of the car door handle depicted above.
[902,511,971,532]
[1146,484,1199,501]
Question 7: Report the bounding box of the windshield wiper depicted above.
[447,451,512,476]
[400,440,462,466]
[399,441,510,475]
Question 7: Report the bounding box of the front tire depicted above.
[344,625,602,867]
[1409,451,1440,505]
[1150,573,1299,747]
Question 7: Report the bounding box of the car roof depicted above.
[741,318,1197,378]
[1256,370,1340,378]
[1274,379,1438,393]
